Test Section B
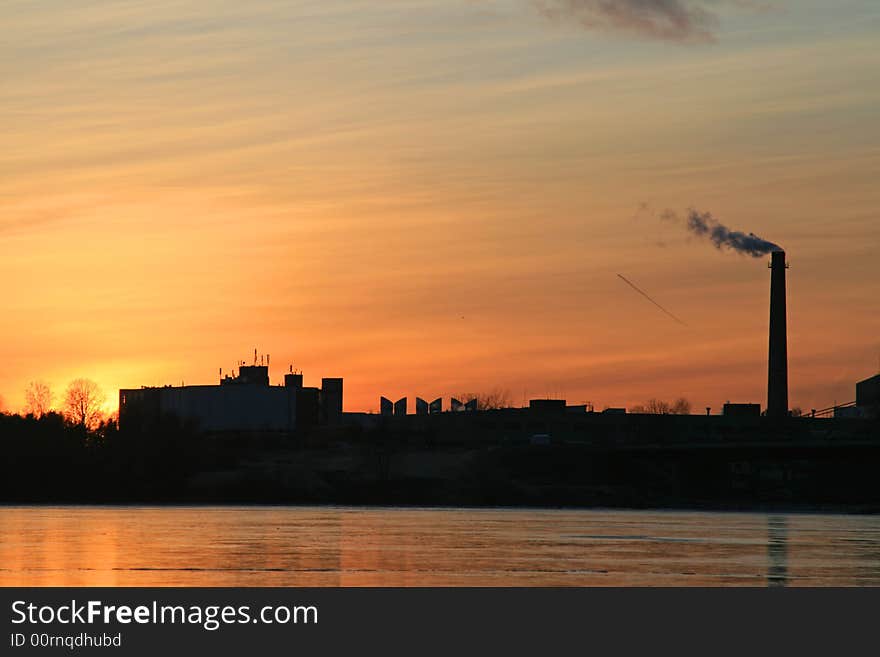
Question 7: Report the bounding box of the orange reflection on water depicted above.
[3,507,880,586]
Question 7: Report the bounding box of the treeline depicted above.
[0,411,206,502]
[12,378,109,428]
[629,398,692,415]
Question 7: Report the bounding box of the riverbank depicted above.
[5,435,880,512]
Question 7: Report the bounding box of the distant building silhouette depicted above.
[393,397,407,416]
[857,374,880,419]
[222,365,269,387]
[321,378,344,425]
[723,403,761,418]
[119,361,342,434]
[380,397,393,417]
[529,399,566,414]
[415,398,428,416]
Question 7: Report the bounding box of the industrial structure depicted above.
[117,252,876,437]
[414,397,443,415]
[723,403,762,418]
[767,250,789,418]
[119,359,343,434]
[856,374,880,418]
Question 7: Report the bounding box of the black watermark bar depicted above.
[2,588,876,656]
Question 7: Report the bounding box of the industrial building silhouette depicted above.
[767,250,789,418]
[118,254,879,436]
[119,358,343,433]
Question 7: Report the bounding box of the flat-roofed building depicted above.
[119,362,342,434]
[856,374,880,418]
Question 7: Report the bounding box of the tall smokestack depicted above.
[767,250,788,418]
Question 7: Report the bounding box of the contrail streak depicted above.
[617,274,688,326]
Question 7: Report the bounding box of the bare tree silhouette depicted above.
[24,380,53,418]
[631,397,691,415]
[453,387,513,410]
[62,378,106,429]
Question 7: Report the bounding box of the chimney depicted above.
[767,250,788,418]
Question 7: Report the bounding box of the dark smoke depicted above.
[533,0,721,43]
[684,209,781,257]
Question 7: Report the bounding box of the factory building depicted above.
[528,399,566,413]
[393,397,408,417]
[415,398,429,415]
[856,374,880,419]
[322,379,343,423]
[119,362,343,434]
[723,403,762,418]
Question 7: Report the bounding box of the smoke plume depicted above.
[533,0,721,43]
[683,209,781,257]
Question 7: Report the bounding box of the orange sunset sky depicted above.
[1,1,878,415]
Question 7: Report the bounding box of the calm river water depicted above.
[2,506,880,586]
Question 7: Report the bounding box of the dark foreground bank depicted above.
[2,411,879,512]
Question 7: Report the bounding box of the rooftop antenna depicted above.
[267,354,270,367]
[254,348,257,366]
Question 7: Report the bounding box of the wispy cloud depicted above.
[532,1,735,43]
